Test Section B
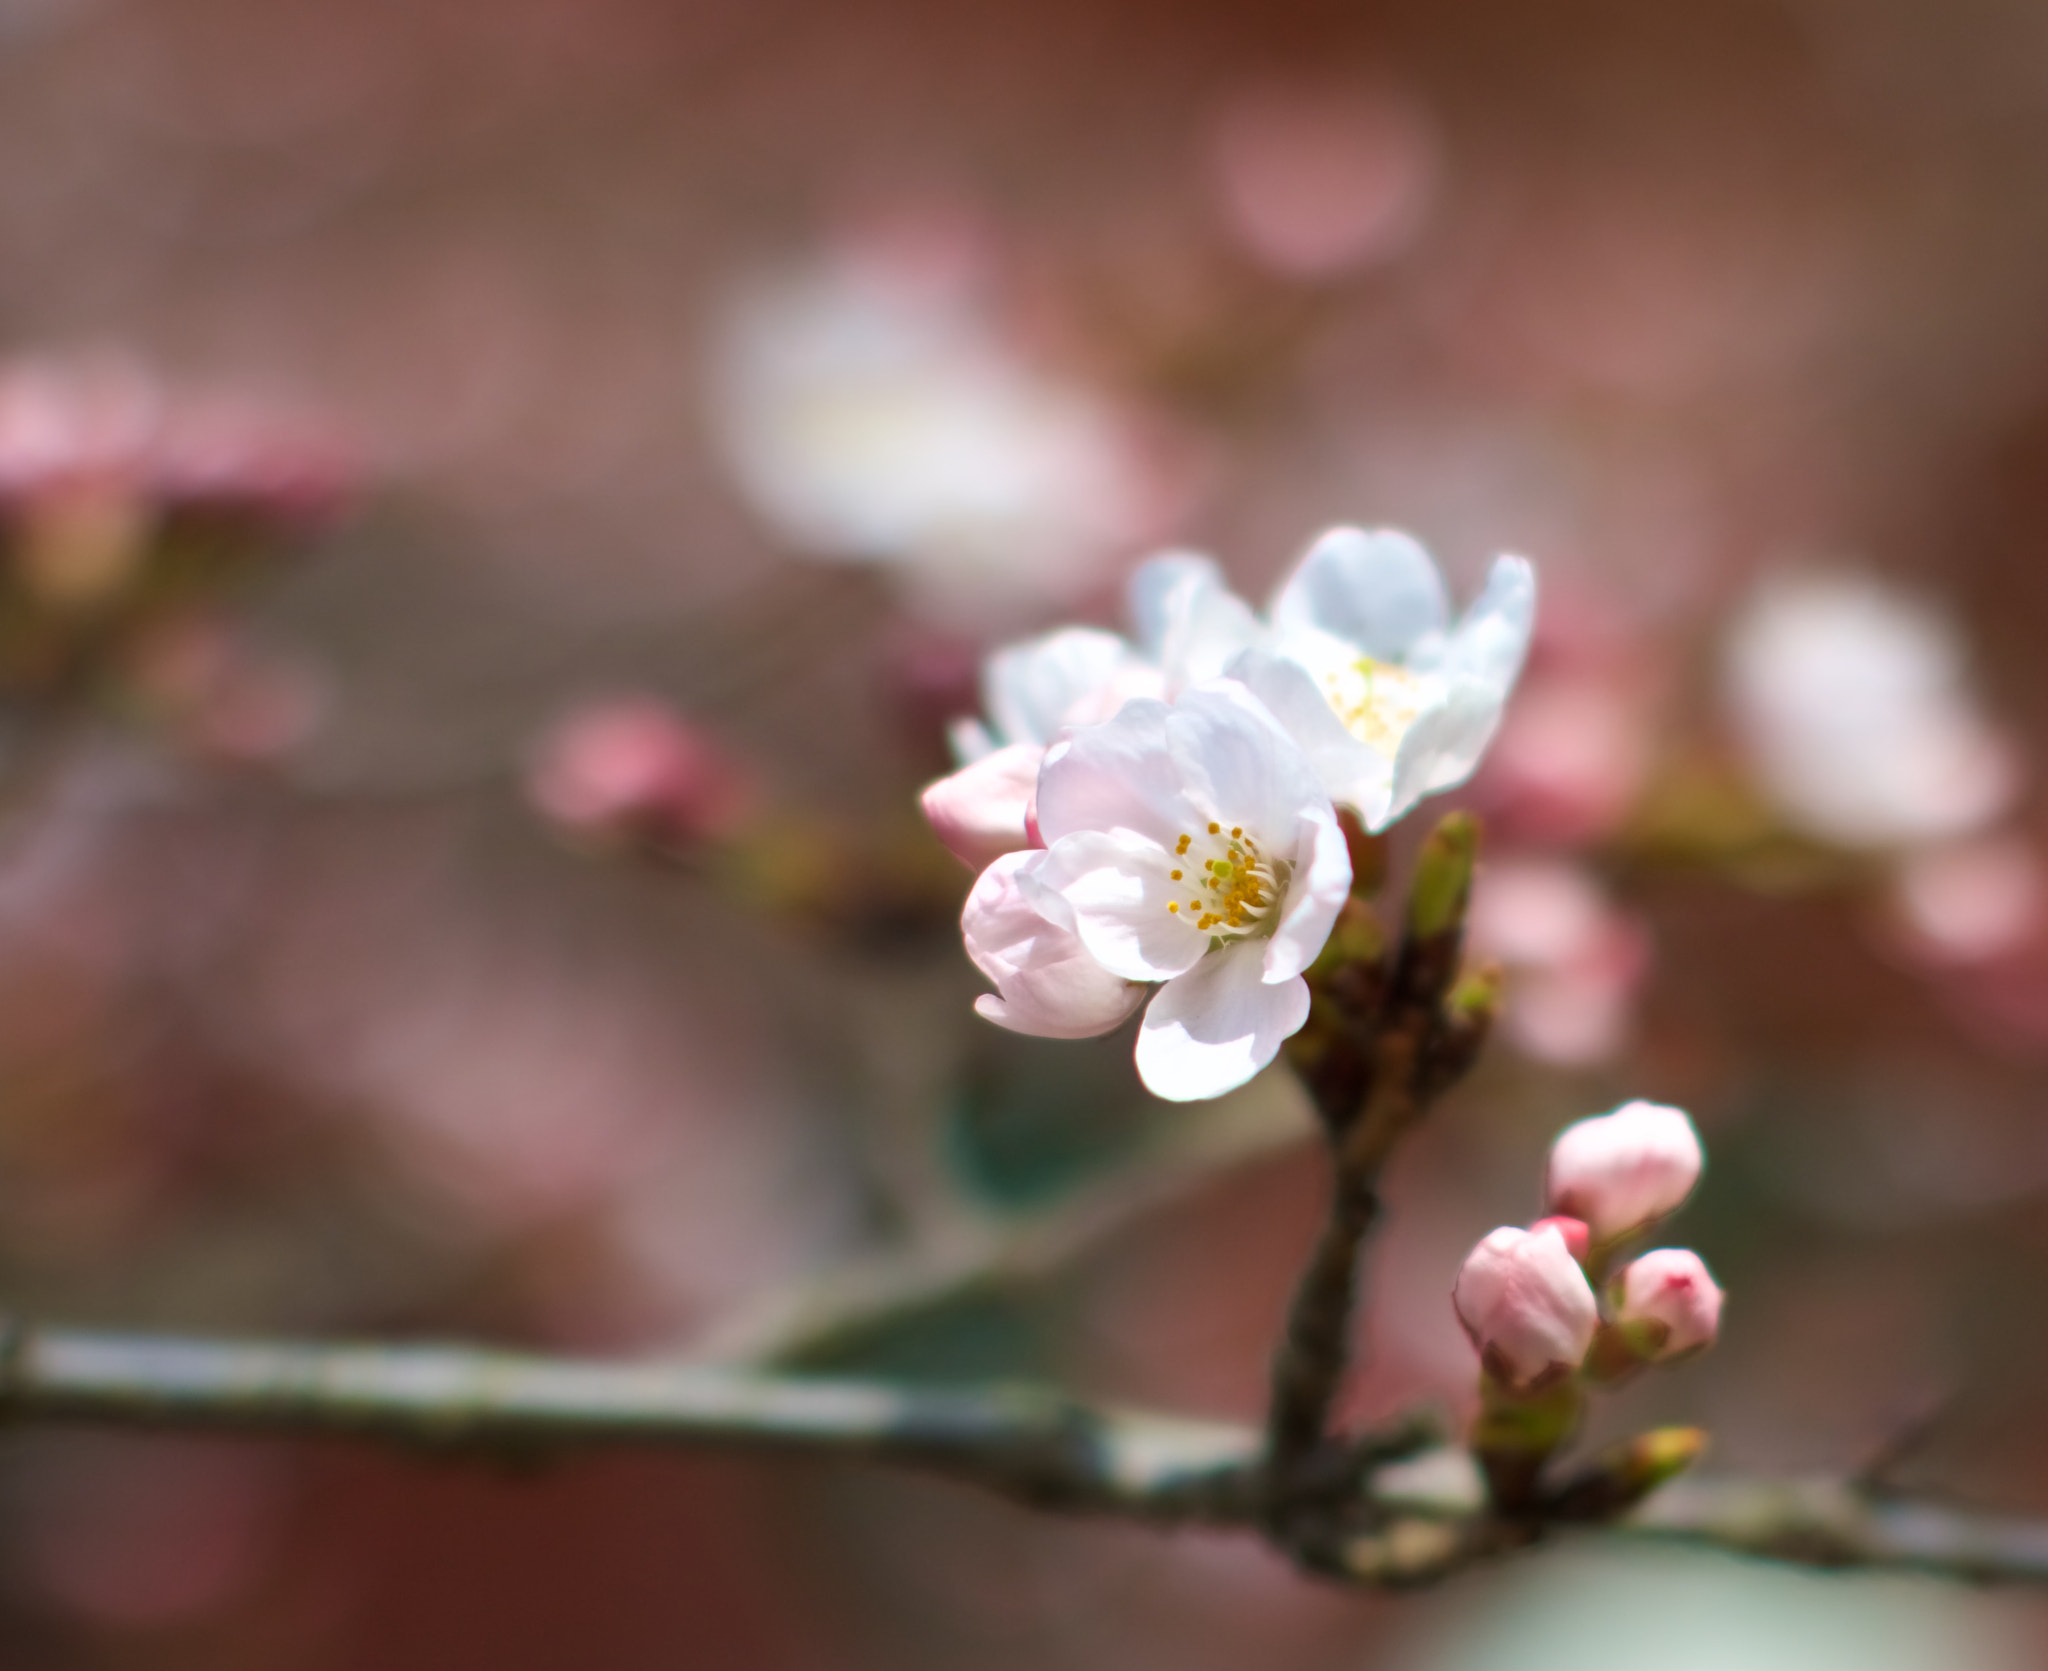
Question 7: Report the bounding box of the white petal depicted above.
[1033,697,1201,847]
[1382,679,1506,826]
[1024,829,1207,982]
[962,852,1146,1039]
[1226,650,1395,826]
[1166,679,1329,845]
[1270,526,1448,662]
[920,742,1044,869]
[1157,575,1263,695]
[984,626,1143,747]
[1437,554,1535,694]
[948,716,1000,765]
[1265,799,1350,982]
[1127,550,1222,657]
[1136,945,1311,1101]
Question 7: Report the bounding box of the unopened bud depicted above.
[527,698,752,853]
[1406,810,1478,941]
[1547,1425,1709,1521]
[1453,1223,1598,1392]
[919,742,1042,869]
[1528,1215,1591,1265]
[1610,1247,1723,1362]
[1545,1100,1702,1244]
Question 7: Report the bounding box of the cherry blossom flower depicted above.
[1611,1247,1724,1361]
[1116,527,1535,831]
[706,238,1166,629]
[1723,571,2018,851]
[1232,528,1535,830]
[925,528,1533,865]
[1545,1100,1703,1244]
[961,681,1350,1101]
[1453,1222,1600,1390]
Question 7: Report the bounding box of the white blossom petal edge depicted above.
[1124,526,1536,830]
[965,680,1351,1100]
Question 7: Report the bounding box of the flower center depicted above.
[1321,656,1427,756]
[1165,821,1290,937]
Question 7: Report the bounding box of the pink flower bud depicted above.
[527,698,752,852]
[1545,1100,1702,1243]
[1453,1223,1599,1392]
[919,741,1044,869]
[1612,1248,1723,1361]
[1528,1214,1591,1265]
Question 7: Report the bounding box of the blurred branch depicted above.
[697,1091,1307,1369]
[6,1323,2048,1589]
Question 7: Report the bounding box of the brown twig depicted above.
[1262,814,1489,1545]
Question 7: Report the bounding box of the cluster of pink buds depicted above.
[0,354,353,700]
[1452,1101,1721,1504]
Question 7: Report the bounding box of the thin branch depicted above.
[6,1322,2048,1590]
[0,1324,1258,1523]
[697,1092,1306,1370]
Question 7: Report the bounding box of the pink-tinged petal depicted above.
[1022,829,1206,983]
[1270,526,1448,663]
[1033,697,1201,847]
[1226,650,1394,825]
[1612,1247,1724,1361]
[1135,944,1310,1101]
[962,852,1146,1040]
[920,742,1044,869]
[1264,797,1350,982]
[1452,1223,1599,1391]
[1545,1101,1703,1244]
[1529,1215,1592,1265]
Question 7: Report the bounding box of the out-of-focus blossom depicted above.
[1610,1247,1724,1361]
[961,849,1145,1038]
[1466,857,1650,1066]
[1452,1222,1600,1390]
[0,353,350,699]
[1207,80,1438,280]
[0,354,349,575]
[120,619,326,766]
[706,239,1168,628]
[1884,834,2047,968]
[964,682,1349,1101]
[921,742,1045,870]
[527,697,753,854]
[1545,1100,1703,1244]
[1228,528,1536,829]
[1723,572,2019,851]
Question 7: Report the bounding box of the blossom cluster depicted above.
[925,527,1535,1101]
[1454,1100,1722,1394]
